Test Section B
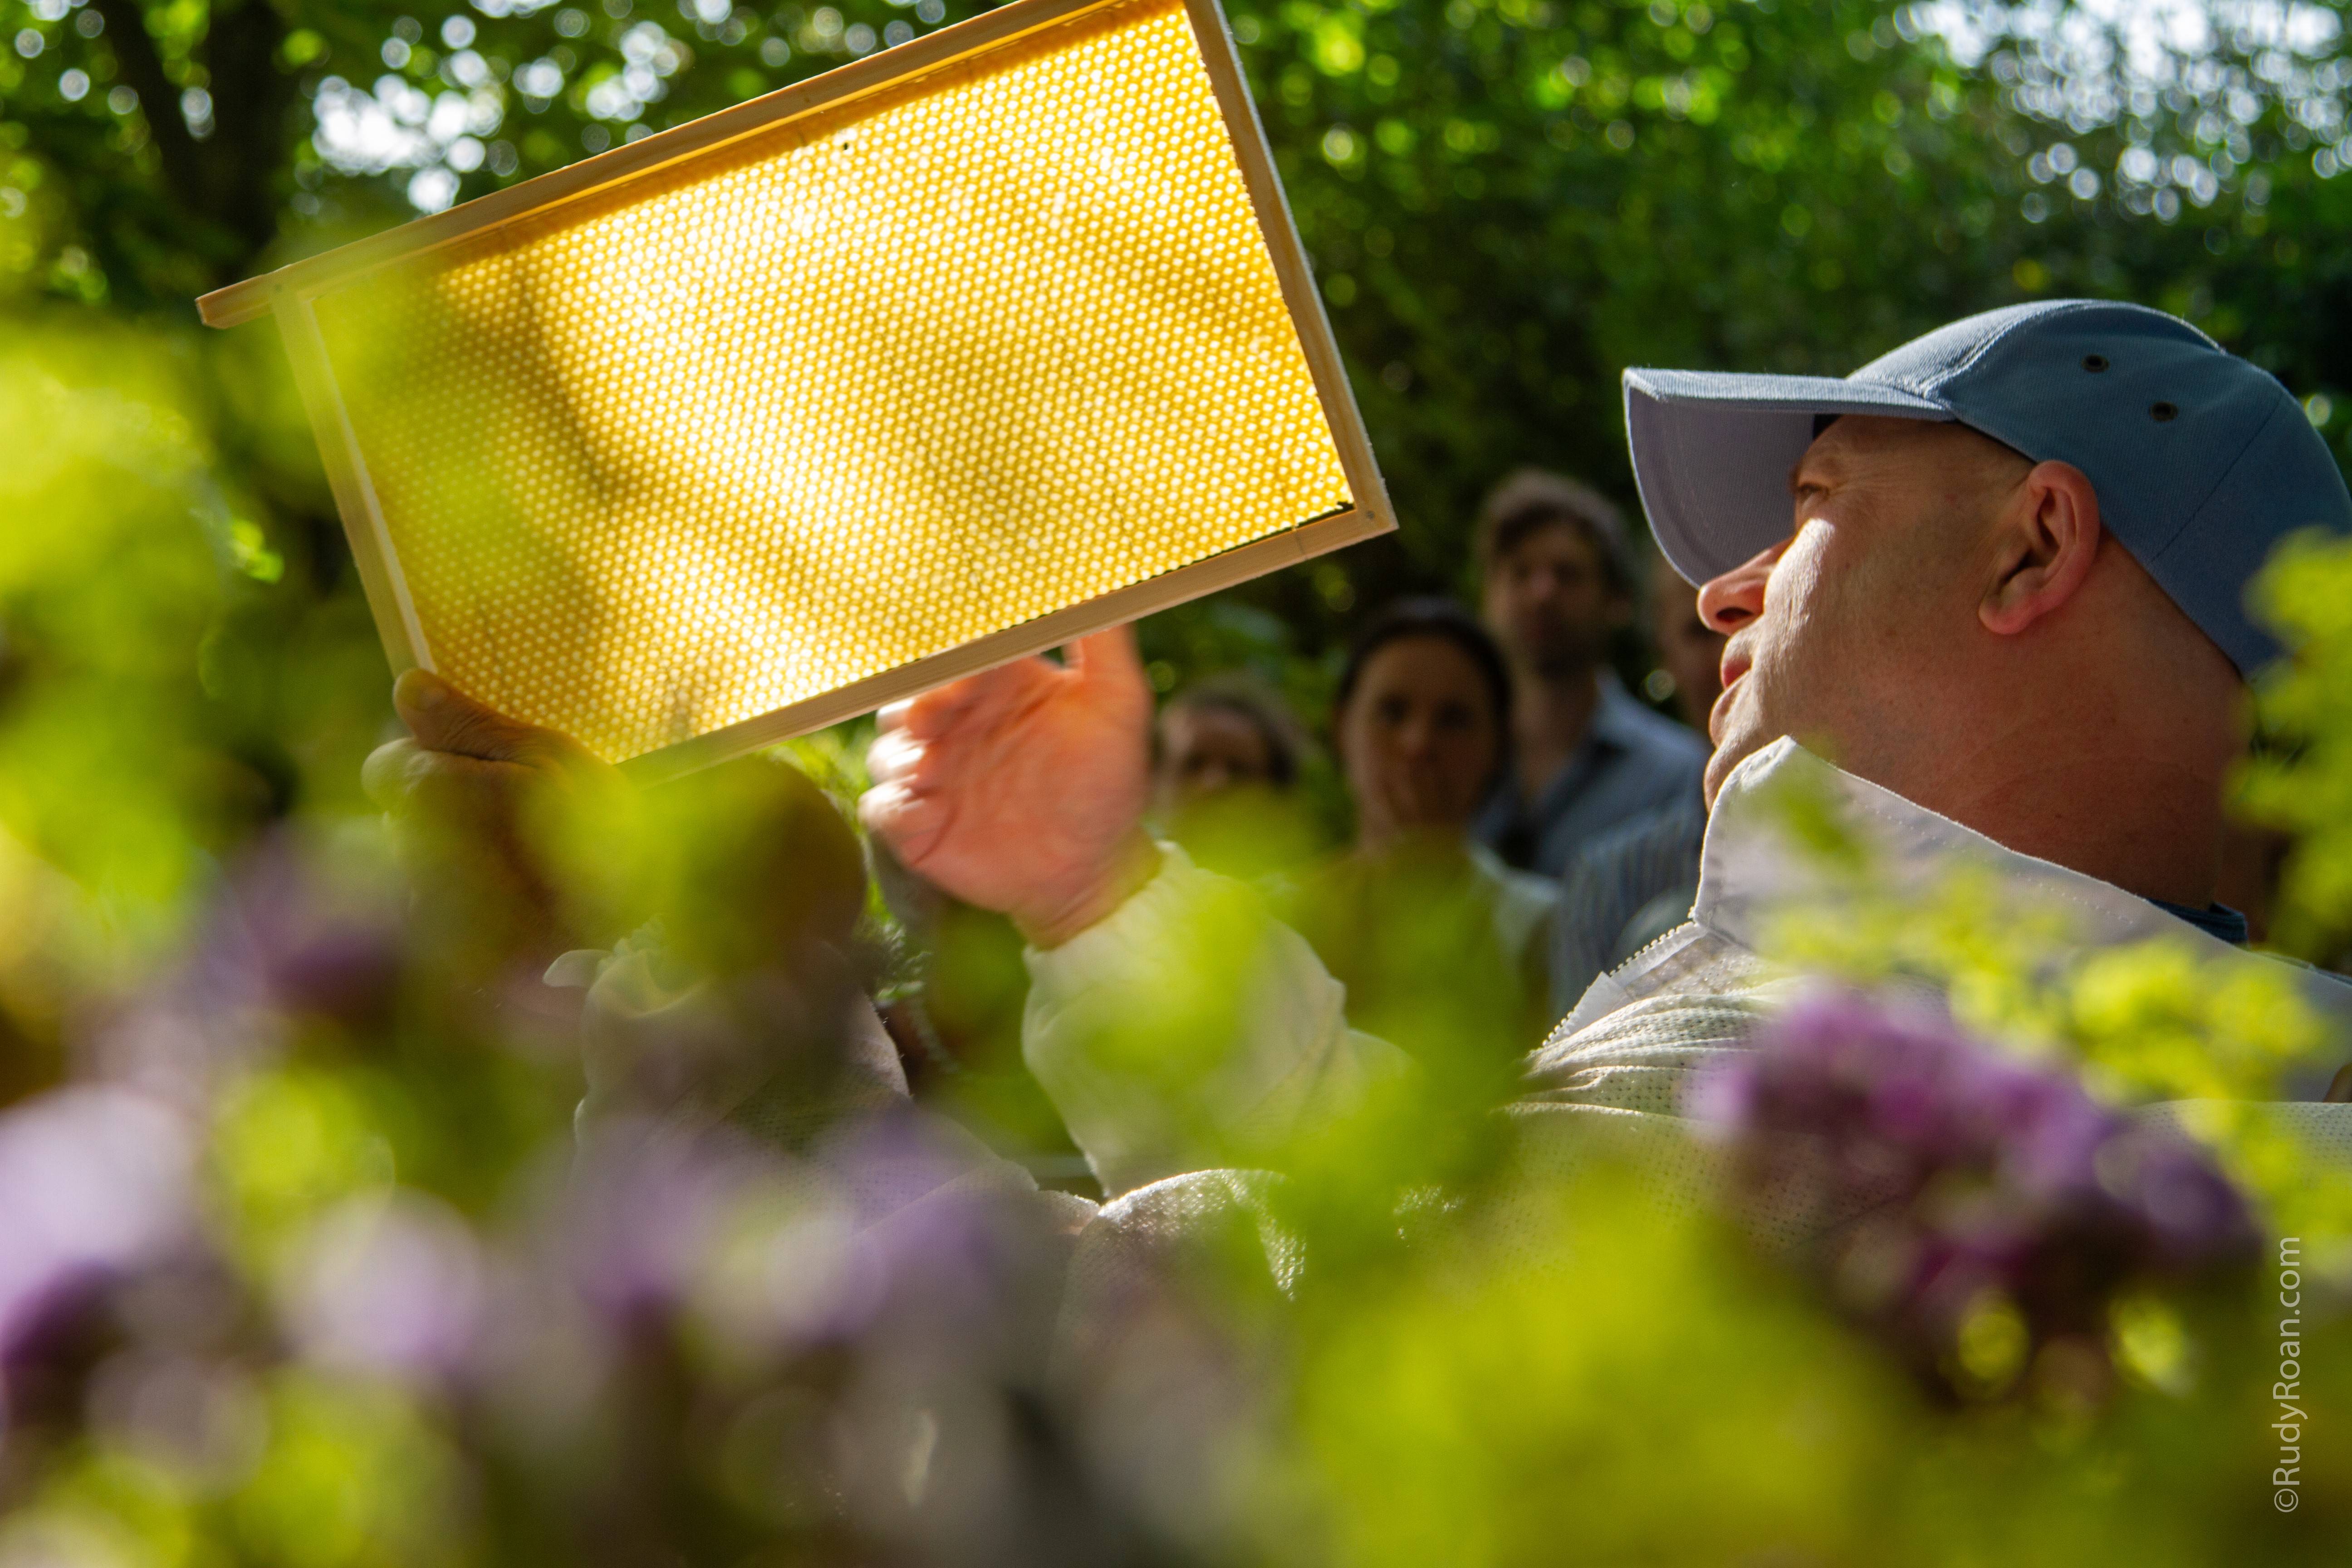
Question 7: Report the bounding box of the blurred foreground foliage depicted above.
[4,0,2352,1563]
[3,314,2342,1557]
[1,297,2347,1560]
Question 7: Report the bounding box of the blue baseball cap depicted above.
[1622,299,2352,675]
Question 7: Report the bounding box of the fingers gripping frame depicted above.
[204,0,1392,784]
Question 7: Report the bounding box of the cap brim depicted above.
[1622,369,1952,584]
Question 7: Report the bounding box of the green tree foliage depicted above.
[1238,0,2352,628]
[5,0,2348,1149]
[2243,529,2352,964]
[5,11,2352,1559]
[9,0,2352,697]
[0,0,988,305]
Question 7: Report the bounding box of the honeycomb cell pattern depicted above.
[310,0,1354,764]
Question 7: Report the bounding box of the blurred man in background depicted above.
[1643,544,1734,737]
[1470,470,1707,877]
[1548,549,1727,1011]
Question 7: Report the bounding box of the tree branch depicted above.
[201,0,297,268]
[86,0,204,205]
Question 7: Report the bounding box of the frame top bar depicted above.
[198,0,1113,328]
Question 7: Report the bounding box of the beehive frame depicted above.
[200,0,1390,783]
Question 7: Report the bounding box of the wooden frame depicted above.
[201,0,1392,784]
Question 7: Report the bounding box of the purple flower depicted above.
[82,832,405,1113]
[560,1117,783,1323]
[0,1089,196,1351]
[220,830,405,1025]
[0,1088,199,1433]
[559,1110,1046,1366]
[802,1111,1042,1338]
[283,1190,487,1383]
[1687,989,2256,1396]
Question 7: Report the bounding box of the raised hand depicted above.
[362,670,639,968]
[363,669,621,807]
[860,628,1161,948]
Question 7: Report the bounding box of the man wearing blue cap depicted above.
[352,301,2352,1515]
[374,299,2352,1189]
[846,299,2352,1192]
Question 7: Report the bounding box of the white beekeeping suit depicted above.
[1025,739,2352,1208]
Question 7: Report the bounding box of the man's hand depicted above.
[363,669,619,804]
[363,670,637,968]
[860,629,1159,948]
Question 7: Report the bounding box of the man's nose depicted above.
[1696,543,1781,633]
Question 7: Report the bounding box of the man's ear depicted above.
[1980,460,2103,638]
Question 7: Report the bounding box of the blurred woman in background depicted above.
[1281,599,1557,1092]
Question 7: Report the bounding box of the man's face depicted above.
[1697,416,2031,804]
[1481,521,1624,678]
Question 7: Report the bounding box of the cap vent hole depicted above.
[2151,401,2180,422]
[2082,354,2110,372]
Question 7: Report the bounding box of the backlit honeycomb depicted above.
[310,0,1353,764]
